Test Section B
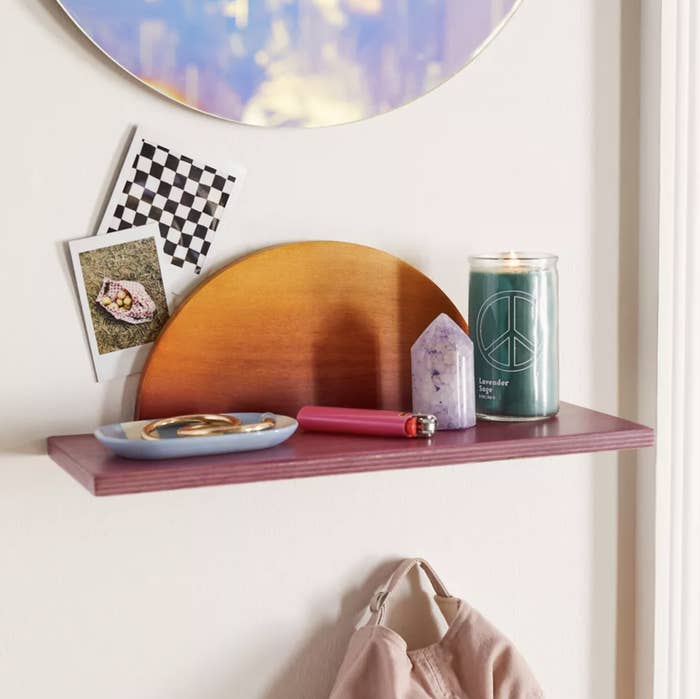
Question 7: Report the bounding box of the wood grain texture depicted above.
[48,403,654,497]
[136,242,467,419]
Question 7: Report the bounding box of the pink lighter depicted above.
[296,406,437,438]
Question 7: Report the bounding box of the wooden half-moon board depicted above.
[136,242,467,419]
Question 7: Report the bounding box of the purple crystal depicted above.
[411,313,476,430]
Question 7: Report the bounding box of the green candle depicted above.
[468,253,559,421]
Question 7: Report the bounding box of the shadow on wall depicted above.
[613,0,642,695]
[589,0,642,697]
[183,559,400,699]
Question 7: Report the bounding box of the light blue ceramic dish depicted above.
[94,413,297,460]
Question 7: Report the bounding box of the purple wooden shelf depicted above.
[47,402,654,497]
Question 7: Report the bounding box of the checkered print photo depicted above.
[104,138,238,275]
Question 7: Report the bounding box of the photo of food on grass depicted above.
[80,237,168,354]
[70,225,172,382]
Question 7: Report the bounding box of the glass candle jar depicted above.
[468,252,559,421]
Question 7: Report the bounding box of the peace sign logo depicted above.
[476,290,540,372]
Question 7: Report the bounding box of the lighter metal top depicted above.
[415,414,438,438]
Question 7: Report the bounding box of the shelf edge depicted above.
[88,427,655,496]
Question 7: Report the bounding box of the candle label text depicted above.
[478,377,510,401]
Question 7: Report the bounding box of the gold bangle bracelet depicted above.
[177,417,276,437]
[141,414,240,441]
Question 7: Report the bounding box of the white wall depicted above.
[0,1,642,697]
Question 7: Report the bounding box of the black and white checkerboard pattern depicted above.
[105,139,237,274]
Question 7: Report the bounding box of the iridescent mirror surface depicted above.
[57,0,520,127]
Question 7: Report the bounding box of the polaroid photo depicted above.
[70,224,172,382]
[96,127,246,296]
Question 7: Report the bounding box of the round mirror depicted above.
[57,1,521,127]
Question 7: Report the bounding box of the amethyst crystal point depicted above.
[411,313,476,430]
